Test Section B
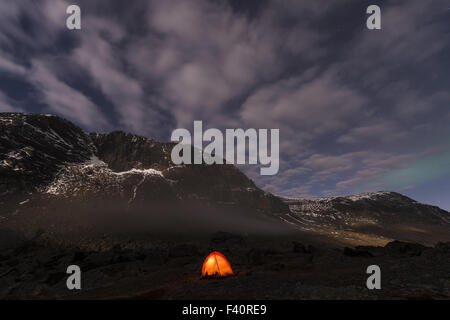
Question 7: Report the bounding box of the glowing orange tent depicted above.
[202,251,234,277]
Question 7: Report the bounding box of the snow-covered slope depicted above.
[279,192,450,244]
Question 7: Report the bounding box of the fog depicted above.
[3,199,295,239]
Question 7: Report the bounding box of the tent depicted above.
[201,251,234,277]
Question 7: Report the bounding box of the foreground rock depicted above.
[1,236,449,300]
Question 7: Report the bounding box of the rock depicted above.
[0,113,95,198]
[292,241,314,254]
[169,243,200,258]
[89,131,172,172]
[0,229,25,251]
[83,251,115,270]
[44,272,67,286]
[269,263,285,271]
[354,245,385,257]
[12,241,38,256]
[385,241,427,257]
[343,247,373,257]
[72,251,88,263]
[435,242,450,252]
[144,248,168,265]
[30,284,49,298]
[294,284,375,300]
[210,232,246,246]
[248,248,265,265]
[111,252,134,264]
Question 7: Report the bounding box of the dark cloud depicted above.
[0,0,449,209]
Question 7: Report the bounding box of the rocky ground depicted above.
[1,231,449,300]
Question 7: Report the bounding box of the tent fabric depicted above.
[201,251,234,277]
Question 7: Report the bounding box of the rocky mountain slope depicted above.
[0,113,288,235]
[281,192,450,245]
[1,114,94,200]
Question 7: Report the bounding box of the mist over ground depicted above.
[2,200,296,241]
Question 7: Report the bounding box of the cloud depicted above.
[0,0,110,130]
[337,121,408,144]
[394,91,450,119]
[248,0,450,198]
[241,70,367,135]
[70,16,157,134]
[338,1,448,89]
[303,151,368,174]
[124,0,329,129]
[28,59,108,130]
[0,91,22,112]
[0,0,69,50]
[308,148,447,196]
[0,0,449,205]
[0,53,26,76]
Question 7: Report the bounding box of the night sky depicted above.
[1,0,449,210]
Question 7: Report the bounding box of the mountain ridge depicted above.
[0,112,289,236]
[1,112,450,245]
[280,190,450,245]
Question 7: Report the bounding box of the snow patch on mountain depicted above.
[346,191,399,202]
[81,155,163,176]
[114,168,163,177]
[84,155,106,167]
[44,156,165,197]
